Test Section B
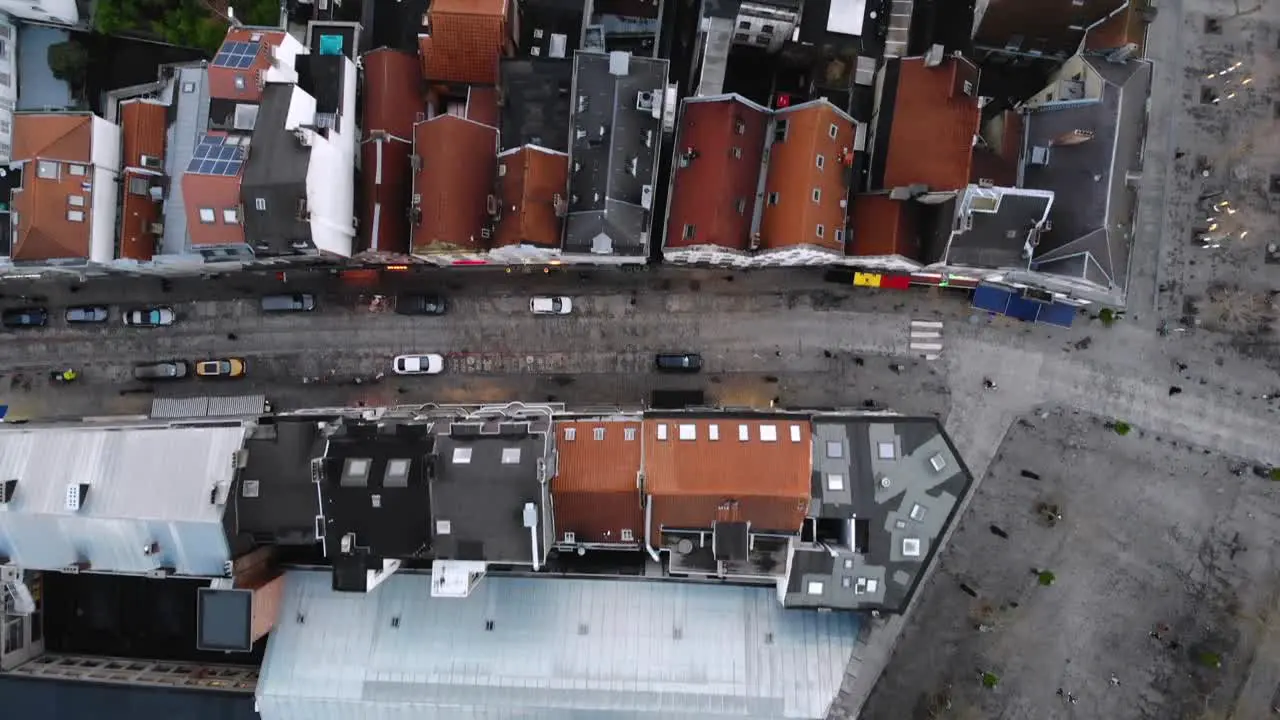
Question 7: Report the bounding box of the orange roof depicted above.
[849,194,916,258]
[883,57,981,191]
[465,86,500,127]
[207,29,287,102]
[360,49,423,254]
[121,100,167,172]
[11,114,96,261]
[119,170,161,261]
[551,419,644,544]
[181,170,245,247]
[643,417,812,532]
[1085,5,1145,54]
[411,114,497,254]
[759,100,856,252]
[665,97,769,251]
[419,0,508,85]
[493,146,567,249]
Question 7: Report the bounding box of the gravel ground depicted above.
[859,406,1280,720]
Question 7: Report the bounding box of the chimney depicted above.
[1051,129,1095,146]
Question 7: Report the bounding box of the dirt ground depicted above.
[859,406,1280,720]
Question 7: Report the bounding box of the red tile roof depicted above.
[643,417,812,532]
[181,167,245,247]
[360,49,424,254]
[883,57,981,192]
[410,114,498,254]
[419,0,509,86]
[551,419,644,544]
[493,146,567,249]
[207,29,288,102]
[665,97,769,252]
[971,109,1021,188]
[759,100,856,251]
[121,100,166,172]
[119,171,161,261]
[849,194,916,258]
[465,86,500,127]
[11,114,96,261]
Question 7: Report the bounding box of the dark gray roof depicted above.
[297,55,345,120]
[1023,56,1152,293]
[933,187,1054,269]
[429,420,553,565]
[0,677,257,720]
[784,416,973,613]
[229,419,328,546]
[564,51,669,256]
[498,59,573,152]
[242,84,313,255]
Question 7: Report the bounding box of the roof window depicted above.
[806,580,824,595]
[340,458,371,487]
[234,75,247,90]
[816,225,825,238]
[826,474,845,491]
[68,163,86,176]
[68,195,85,207]
[36,160,57,179]
[451,447,472,464]
[909,503,927,521]
[877,441,896,460]
[759,424,777,442]
[223,208,239,224]
[678,424,696,441]
[564,427,576,441]
[828,123,839,139]
[624,427,636,441]
[812,188,821,203]
[736,197,747,214]
[621,529,634,542]
[66,210,84,222]
[198,207,216,223]
[902,538,921,557]
[789,424,801,442]
[501,448,521,464]
[738,424,749,441]
[657,423,669,440]
[815,154,825,169]
[826,441,843,458]
[929,453,948,472]
[593,427,605,441]
[768,192,779,205]
[731,146,742,159]
[709,424,720,441]
[682,224,695,240]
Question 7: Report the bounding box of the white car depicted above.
[530,296,572,315]
[393,353,445,375]
[123,306,175,327]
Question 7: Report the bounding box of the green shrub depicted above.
[1268,467,1280,482]
[1196,651,1222,669]
[981,672,1000,689]
[1036,570,1056,586]
[1112,421,1132,436]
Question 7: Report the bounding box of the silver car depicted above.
[65,305,109,323]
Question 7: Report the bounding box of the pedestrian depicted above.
[1110,674,1120,686]
[227,332,238,341]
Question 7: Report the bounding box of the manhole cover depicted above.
[1204,17,1222,34]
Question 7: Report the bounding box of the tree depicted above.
[47,41,88,87]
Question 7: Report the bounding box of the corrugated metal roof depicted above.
[151,395,266,419]
[256,571,859,720]
[551,419,644,543]
[0,423,249,575]
[0,676,259,720]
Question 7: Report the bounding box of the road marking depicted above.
[909,320,944,360]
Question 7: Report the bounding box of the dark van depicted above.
[655,353,702,373]
[260,293,316,312]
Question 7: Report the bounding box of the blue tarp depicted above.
[972,284,1076,328]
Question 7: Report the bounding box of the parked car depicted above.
[530,296,572,315]
[123,306,175,327]
[655,352,702,373]
[393,353,445,375]
[133,360,190,381]
[394,294,447,316]
[65,305,109,324]
[196,358,246,378]
[261,293,316,312]
[2,307,48,328]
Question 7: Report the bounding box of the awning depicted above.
[972,284,1075,328]
[151,395,267,419]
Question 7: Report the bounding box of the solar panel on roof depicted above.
[186,136,245,176]
[212,41,261,69]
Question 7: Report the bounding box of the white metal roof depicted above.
[257,571,861,720]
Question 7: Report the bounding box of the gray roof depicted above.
[161,65,211,256]
[242,84,313,255]
[564,51,669,257]
[0,422,250,576]
[498,59,573,152]
[150,394,267,419]
[784,417,972,613]
[229,419,328,546]
[255,571,862,720]
[931,187,1054,269]
[1023,56,1152,294]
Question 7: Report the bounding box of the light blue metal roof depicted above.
[256,572,861,720]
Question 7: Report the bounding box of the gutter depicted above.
[644,495,661,562]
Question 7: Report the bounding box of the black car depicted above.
[395,294,447,316]
[261,293,316,312]
[655,352,702,373]
[65,305,109,323]
[2,308,48,328]
[133,360,190,381]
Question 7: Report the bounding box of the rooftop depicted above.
[759,99,857,253]
[359,49,423,254]
[849,194,917,258]
[664,94,770,253]
[926,185,1055,270]
[229,419,329,547]
[160,65,211,257]
[494,145,570,250]
[241,85,314,254]
[119,100,168,262]
[429,416,552,565]
[419,0,509,86]
[784,416,972,613]
[873,56,982,192]
[207,29,292,103]
[550,417,644,544]
[564,51,669,258]
[974,0,1121,59]
[181,133,248,249]
[643,415,813,533]
[410,114,498,256]
[498,58,573,152]
[9,113,105,262]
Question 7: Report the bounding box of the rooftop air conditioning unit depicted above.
[636,90,655,112]
[1030,146,1051,166]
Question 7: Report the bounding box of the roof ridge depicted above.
[26,114,92,159]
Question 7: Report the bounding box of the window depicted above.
[621,529,635,542]
[498,163,506,177]
[773,119,788,143]
[760,24,775,35]
[657,424,669,440]
[682,224,695,240]
[826,441,843,458]
[806,581,824,595]
[183,81,195,93]
[835,229,845,244]
[501,447,521,464]
[816,154,825,170]
[789,424,801,442]
[737,20,749,29]
[678,424,696,440]
[877,441,896,460]
[816,224,825,238]
[254,197,267,211]
[738,424,749,441]
[593,427,605,441]
[564,427,576,441]
[843,558,853,569]
[68,164,86,176]
[826,474,845,491]
[222,208,239,224]
[734,118,745,134]
[736,197,747,215]
[198,208,216,223]
[842,576,852,588]
[624,427,636,441]
[731,146,742,159]
[734,33,751,43]
[452,447,472,464]
[68,195,85,207]
[66,209,84,222]
[768,192,779,205]
[759,424,777,442]
[128,176,149,195]
[235,75,247,90]
[563,531,576,544]
[812,188,821,203]
[36,160,58,179]
[828,123,839,139]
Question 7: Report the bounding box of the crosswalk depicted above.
[909,320,944,360]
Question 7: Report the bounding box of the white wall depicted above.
[89,116,120,263]
[264,32,306,84]
[305,57,356,256]
[0,0,76,25]
[0,13,16,163]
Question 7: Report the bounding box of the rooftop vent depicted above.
[340,458,372,487]
[233,104,259,131]
[929,453,947,472]
[636,90,656,112]
[242,479,261,498]
[64,483,90,512]
[0,479,15,504]
[923,43,945,67]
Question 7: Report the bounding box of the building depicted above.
[409,113,499,262]
[358,48,423,257]
[418,0,514,88]
[846,194,919,270]
[7,112,119,267]
[563,50,670,264]
[0,0,76,25]
[118,99,168,262]
[972,0,1128,68]
[662,95,861,267]
[0,13,16,164]
[491,145,569,262]
[550,416,644,546]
